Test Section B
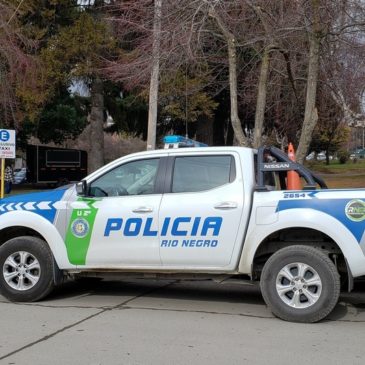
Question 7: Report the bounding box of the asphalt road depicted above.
[1,278,365,365]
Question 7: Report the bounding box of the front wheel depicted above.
[260,245,340,323]
[0,236,56,302]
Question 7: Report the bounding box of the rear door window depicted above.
[171,155,234,193]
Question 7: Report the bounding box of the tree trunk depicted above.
[88,77,104,173]
[196,118,213,146]
[209,7,248,147]
[253,48,270,148]
[146,0,162,150]
[296,0,321,163]
[227,38,248,146]
[325,149,330,165]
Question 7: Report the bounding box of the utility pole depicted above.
[146,0,162,150]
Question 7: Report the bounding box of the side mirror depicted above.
[76,180,88,196]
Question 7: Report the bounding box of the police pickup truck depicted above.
[0,141,364,323]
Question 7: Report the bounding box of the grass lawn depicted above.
[319,175,364,189]
[306,159,365,189]
[307,159,365,173]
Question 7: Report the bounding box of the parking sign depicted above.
[0,129,16,158]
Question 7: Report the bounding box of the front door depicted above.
[66,158,163,267]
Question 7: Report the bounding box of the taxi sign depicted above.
[0,129,16,159]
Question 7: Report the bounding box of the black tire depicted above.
[260,245,340,323]
[0,236,57,302]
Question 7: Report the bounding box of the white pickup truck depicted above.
[0,145,364,323]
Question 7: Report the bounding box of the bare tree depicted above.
[147,0,162,150]
[0,1,38,127]
[294,0,365,162]
[246,2,277,148]
[208,4,249,146]
[322,0,365,126]
[108,0,251,146]
[107,0,365,155]
[296,0,321,163]
[89,77,105,172]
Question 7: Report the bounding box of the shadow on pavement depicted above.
[3,277,365,322]
[47,278,265,307]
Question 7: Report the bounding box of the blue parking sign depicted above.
[0,129,16,159]
[0,130,10,142]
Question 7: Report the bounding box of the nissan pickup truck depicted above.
[0,144,364,323]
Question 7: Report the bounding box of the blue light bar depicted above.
[163,135,185,144]
[163,135,208,149]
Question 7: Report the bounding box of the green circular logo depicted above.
[345,200,365,222]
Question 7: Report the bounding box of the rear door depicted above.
[159,152,245,268]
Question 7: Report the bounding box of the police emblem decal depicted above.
[345,200,365,222]
[71,218,90,238]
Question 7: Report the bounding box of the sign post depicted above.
[0,159,4,199]
[0,129,16,199]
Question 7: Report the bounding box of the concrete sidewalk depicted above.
[1,279,365,364]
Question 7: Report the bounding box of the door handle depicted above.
[132,206,153,213]
[214,202,238,210]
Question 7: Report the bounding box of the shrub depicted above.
[338,150,350,164]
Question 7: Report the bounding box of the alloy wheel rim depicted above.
[3,251,41,291]
[276,262,322,309]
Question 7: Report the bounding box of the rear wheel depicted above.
[260,245,340,323]
[0,236,56,302]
